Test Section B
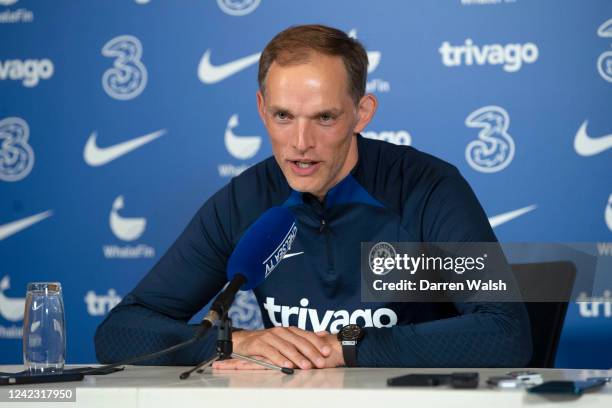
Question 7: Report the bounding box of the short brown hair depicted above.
[258,24,368,105]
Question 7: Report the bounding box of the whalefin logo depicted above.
[104,196,154,258]
[218,114,262,177]
[574,121,612,156]
[488,205,536,228]
[0,210,53,241]
[109,195,146,241]
[264,222,297,278]
[225,114,262,160]
[84,129,166,166]
[0,275,25,322]
[347,29,380,74]
[597,18,612,83]
[348,29,389,93]
[465,105,515,173]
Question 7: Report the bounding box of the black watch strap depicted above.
[341,340,358,367]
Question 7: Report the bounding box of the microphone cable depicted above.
[83,316,215,375]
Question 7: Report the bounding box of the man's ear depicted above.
[256,90,266,124]
[352,94,378,134]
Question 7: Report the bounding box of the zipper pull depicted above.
[319,219,326,233]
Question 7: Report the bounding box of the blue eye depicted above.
[275,111,289,120]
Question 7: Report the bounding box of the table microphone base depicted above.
[179,318,294,379]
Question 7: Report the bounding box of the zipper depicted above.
[305,194,336,277]
[319,219,326,233]
[319,209,335,276]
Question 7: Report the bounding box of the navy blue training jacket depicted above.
[95,134,532,367]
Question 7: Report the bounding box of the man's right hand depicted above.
[212,326,332,369]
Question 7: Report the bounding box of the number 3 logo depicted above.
[101,35,148,100]
[465,106,515,174]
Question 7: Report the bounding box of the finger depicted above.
[276,328,328,368]
[245,339,298,369]
[214,360,266,370]
[287,326,332,357]
[212,358,244,370]
[234,362,268,370]
[233,357,270,370]
[254,332,314,369]
[237,355,286,370]
[213,356,285,370]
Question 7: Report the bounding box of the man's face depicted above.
[257,52,376,201]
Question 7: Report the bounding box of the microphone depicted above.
[86,206,297,375]
[201,206,297,327]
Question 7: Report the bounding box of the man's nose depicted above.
[292,119,315,152]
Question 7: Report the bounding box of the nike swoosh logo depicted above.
[83,129,166,167]
[574,121,612,156]
[0,210,53,241]
[488,205,536,228]
[283,252,304,259]
[198,50,261,84]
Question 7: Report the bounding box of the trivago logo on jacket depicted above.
[262,297,397,333]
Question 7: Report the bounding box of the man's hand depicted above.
[212,327,344,370]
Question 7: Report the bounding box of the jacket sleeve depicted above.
[94,186,233,365]
[357,172,533,367]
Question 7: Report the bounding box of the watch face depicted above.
[339,324,363,341]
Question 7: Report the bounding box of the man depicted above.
[95,25,532,369]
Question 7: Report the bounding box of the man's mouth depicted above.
[288,160,321,176]
[295,161,315,169]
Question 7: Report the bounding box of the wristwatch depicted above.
[337,324,365,367]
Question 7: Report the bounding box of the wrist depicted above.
[331,335,345,367]
[230,329,250,349]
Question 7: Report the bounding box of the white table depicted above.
[1,365,611,408]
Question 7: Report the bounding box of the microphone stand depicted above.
[180,316,294,379]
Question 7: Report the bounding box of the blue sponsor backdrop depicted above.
[1,0,611,368]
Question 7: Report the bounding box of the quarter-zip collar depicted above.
[283,134,383,210]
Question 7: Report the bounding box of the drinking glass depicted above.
[22,282,65,374]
